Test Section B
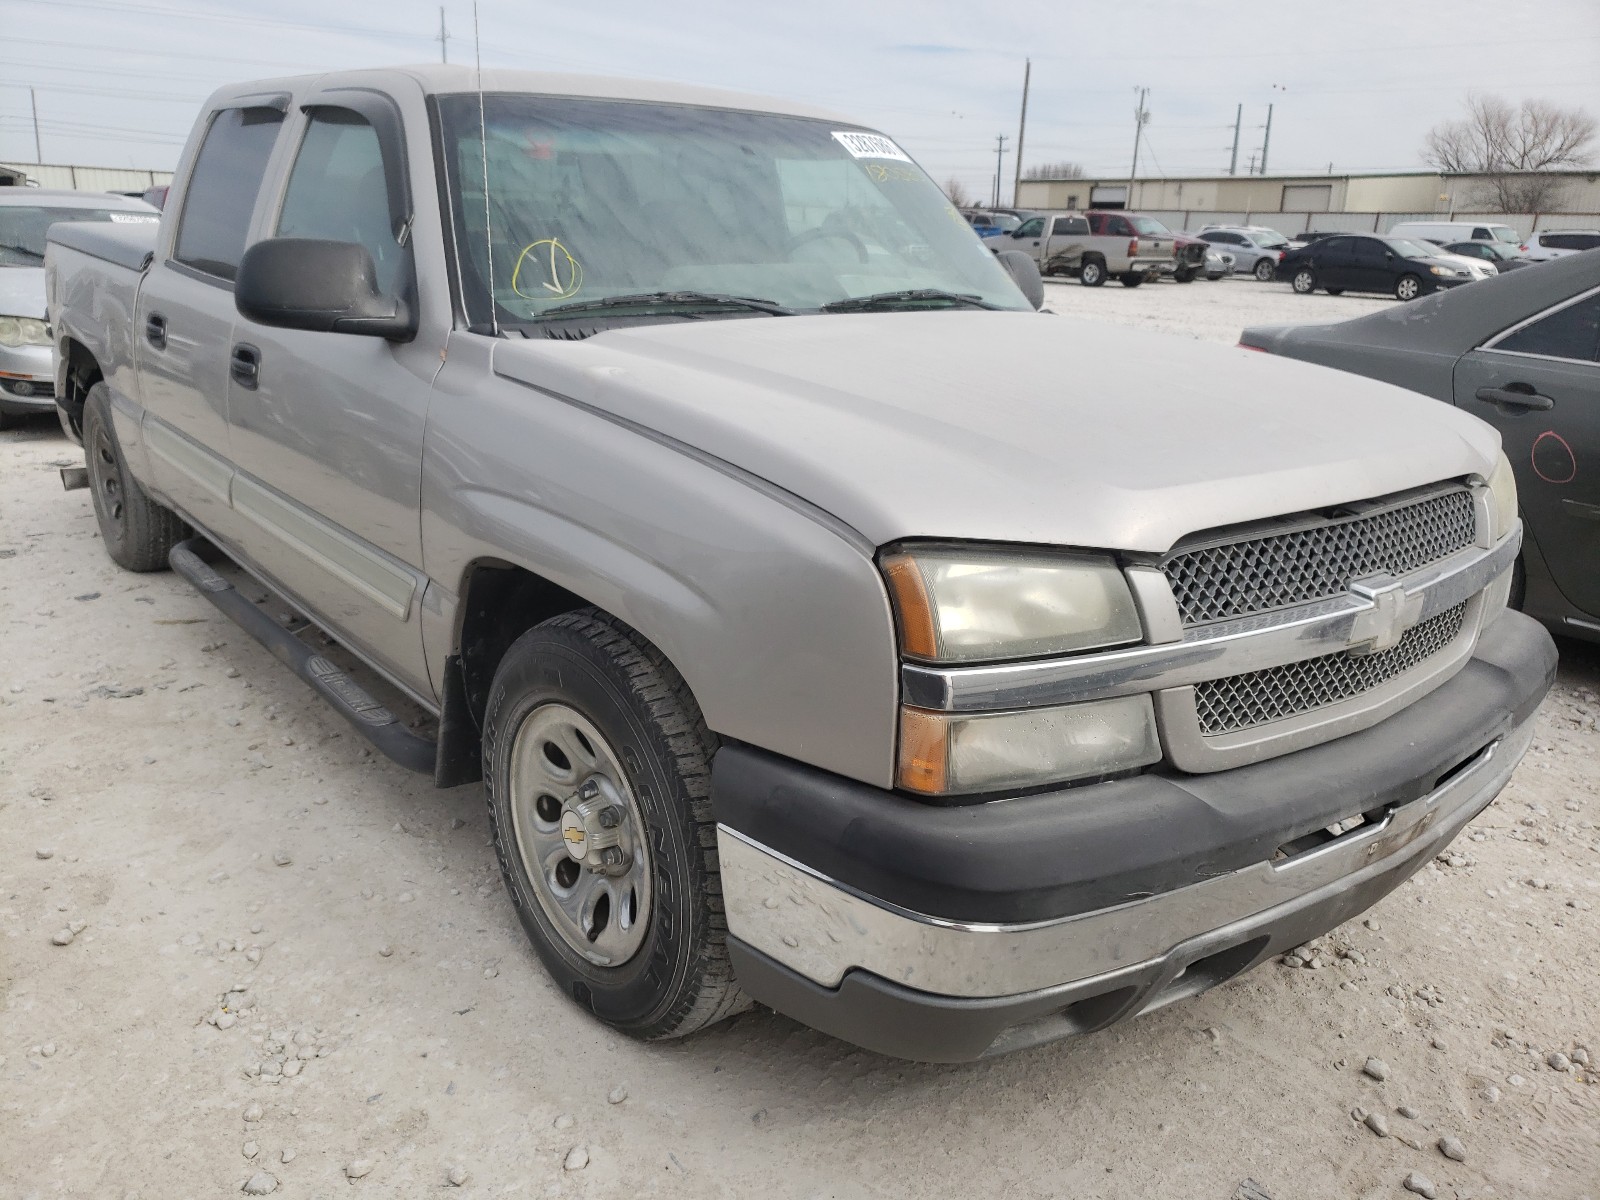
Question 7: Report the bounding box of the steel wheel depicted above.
[88,420,125,531]
[508,702,652,967]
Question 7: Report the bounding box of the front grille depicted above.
[1193,602,1468,735]
[1162,487,1476,627]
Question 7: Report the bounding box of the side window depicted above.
[1496,295,1600,363]
[1087,213,1106,234]
[1353,239,1386,265]
[1107,216,1132,237]
[1472,227,1491,239]
[174,106,285,281]
[276,109,406,298]
[1015,217,1045,238]
[1050,216,1086,236]
[1574,234,1600,250]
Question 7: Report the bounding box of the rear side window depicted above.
[276,109,406,298]
[1496,294,1600,362]
[1050,216,1088,235]
[173,106,285,281]
[1472,228,1491,239]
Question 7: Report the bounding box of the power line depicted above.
[8,0,435,41]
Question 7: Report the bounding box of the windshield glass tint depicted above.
[1385,238,1439,258]
[1129,215,1171,236]
[0,206,156,266]
[435,95,1027,325]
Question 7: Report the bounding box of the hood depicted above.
[0,267,46,319]
[492,310,1498,553]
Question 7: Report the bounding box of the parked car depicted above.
[48,65,1551,1063]
[1203,246,1234,280]
[1005,209,1202,286]
[1277,233,1478,300]
[1241,249,1600,645]
[0,188,157,429]
[1520,230,1600,262]
[1388,221,1522,249]
[966,210,1021,239]
[1441,240,1533,273]
[1197,225,1291,282]
[1287,230,1341,249]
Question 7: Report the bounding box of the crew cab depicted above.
[47,67,1553,1062]
[1003,209,1203,286]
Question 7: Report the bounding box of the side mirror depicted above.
[235,238,414,341]
[996,249,1045,310]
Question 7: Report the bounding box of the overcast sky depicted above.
[5,0,1599,198]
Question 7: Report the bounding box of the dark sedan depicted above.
[1241,250,1600,644]
[1441,240,1532,273]
[1276,233,1476,300]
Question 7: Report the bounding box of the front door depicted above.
[1454,288,1600,618]
[226,95,435,696]
[1349,237,1391,293]
[136,104,285,537]
[1311,236,1353,289]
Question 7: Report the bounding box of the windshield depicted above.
[1489,226,1519,244]
[1385,238,1442,259]
[1251,229,1289,248]
[435,95,1028,327]
[0,205,157,266]
[1129,215,1172,237]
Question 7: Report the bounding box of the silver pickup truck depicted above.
[47,66,1554,1062]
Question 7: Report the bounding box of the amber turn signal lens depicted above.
[881,553,940,660]
[897,707,950,795]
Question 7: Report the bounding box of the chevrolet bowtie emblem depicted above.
[1347,574,1423,655]
[562,826,586,845]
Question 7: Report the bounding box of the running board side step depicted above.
[169,538,436,775]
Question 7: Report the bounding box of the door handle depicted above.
[144,313,166,350]
[1475,385,1554,412]
[230,343,260,390]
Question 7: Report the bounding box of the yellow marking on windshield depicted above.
[512,238,583,300]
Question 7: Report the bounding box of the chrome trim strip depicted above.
[231,476,417,621]
[901,525,1520,713]
[143,418,233,504]
[720,721,1528,998]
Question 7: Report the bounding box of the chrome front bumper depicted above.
[723,717,1529,1040]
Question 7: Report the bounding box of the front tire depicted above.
[1173,268,1197,283]
[1119,272,1144,288]
[1395,274,1422,301]
[1326,288,1345,296]
[1253,258,1275,282]
[1079,257,1106,287]
[82,382,187,572]
[1292,268,1317,294]
[483,609,747,1041]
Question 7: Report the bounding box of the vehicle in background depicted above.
[1441,241,1533,273]
[46,65,1551,1063]
[966,211,1021,239]
[1202,246,1234,280]
[1169,233,1211,283]
[1241,250,1600,645]
[1287,230,1341,249]
[1521,230,1600,262]
[1388,220,1521,249]
[1005,209,1201,287]
[1197,225,1290,282]
[0,189,157,429]
[1277,233,1479,300]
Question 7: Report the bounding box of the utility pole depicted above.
[30,88,42,163]
[1247,152,1257,175]
[1011,58,1030,209]
[1229,103,1241,176]
[1127,87,1149,209]
[437,6,448,63]
[992,134,1009,208]
[1259,102,1274,175]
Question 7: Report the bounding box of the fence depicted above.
[1134,210,1600,239]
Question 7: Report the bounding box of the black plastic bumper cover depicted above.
[712,609,1555,926]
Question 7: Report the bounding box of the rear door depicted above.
[225,91,433,694]
[1311,236,1353,288]
[135,103,285,536]
[1348,237,1391,293]
[1454,287,1600,617]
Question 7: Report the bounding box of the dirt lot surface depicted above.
[4,278,1598,1199]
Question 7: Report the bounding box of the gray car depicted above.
[46,66,1551,1062]
[1198,225,1291,282]
[1242,250,1600,645]
[0,189,157,428]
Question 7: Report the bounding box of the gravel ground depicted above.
[3,278,1598,1199]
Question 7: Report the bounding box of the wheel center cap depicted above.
[559,775,629,873]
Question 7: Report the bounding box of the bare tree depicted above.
[1022,160,1085,181]
[943,176,973,207]
[1423,93,1596,211]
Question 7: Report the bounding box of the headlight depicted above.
[881,546,1142,663]
[1485,449,1518,541]
[898,696,1161,795]
[0,316,50,347]
[1429,265,1462,277]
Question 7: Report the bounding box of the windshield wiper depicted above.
[536,291,796,319]
[820,289,999,313]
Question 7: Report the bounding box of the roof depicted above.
[204,65,850,124]
[0,189,158,210]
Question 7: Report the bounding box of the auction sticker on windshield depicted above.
[832,131,912,162]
